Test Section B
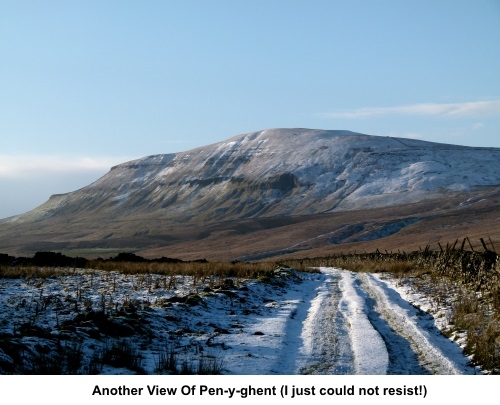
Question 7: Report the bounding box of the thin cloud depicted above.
[324,100,500,119]
[0,155,133,179]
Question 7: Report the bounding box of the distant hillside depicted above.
[1,128,500,259]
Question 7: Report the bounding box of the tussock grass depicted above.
[0,266,74,279]
[0,259,279,285]
[85,260,280,285]
[154,341,225,375]
[98,339,145,373]
[154,343,178,373]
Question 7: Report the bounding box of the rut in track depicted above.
[294,268,477,375]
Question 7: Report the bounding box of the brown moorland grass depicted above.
[0,266,74,279]
[86,259,280,278]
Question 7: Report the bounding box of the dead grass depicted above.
[83,260,282,293]
[0,266,74,279]
[0,260,280,285]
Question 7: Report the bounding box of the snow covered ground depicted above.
[0,266,482,375]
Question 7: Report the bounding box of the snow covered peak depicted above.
[8,128,500,224]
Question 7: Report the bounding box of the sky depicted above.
[1,0,500,219]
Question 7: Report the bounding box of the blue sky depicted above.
[1,0,500,218]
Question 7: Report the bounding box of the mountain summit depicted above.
[9,128,500,224]
[2,128,500,259]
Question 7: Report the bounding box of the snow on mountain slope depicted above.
[8,128,500,224]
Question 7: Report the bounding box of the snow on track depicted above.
[294,268,479,375]
[358,272,477,374]
[298,270,353,374]
[336,269,389,374]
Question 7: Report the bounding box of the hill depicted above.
[1,128,499,259]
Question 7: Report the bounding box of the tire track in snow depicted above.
[337,269,389,374]
[357,272,476,374]
[298,268,392,374]
[299,270,353,374]
[300,268,477,375]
